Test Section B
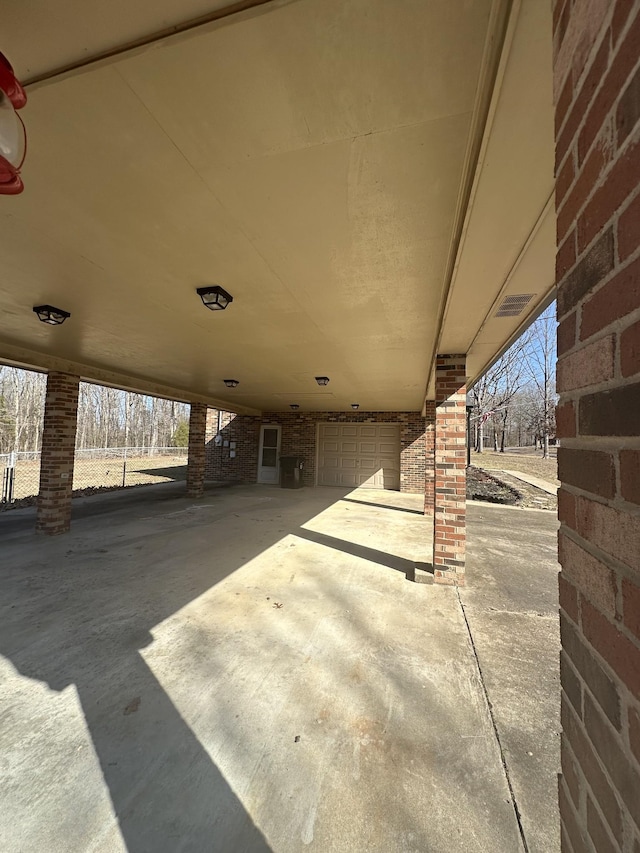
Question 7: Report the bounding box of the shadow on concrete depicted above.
[126,463,187,481]
[1,489,363,850]
[0,485,534,853]
[3,485,431,851]
[0,528,276,850]
[295,526,433,581]
[341,496,425,516]
[0,481,191,538]
[82,654,271,851]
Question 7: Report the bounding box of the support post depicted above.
[186,402,207,498]
[36,372,80,535]
[466,394,473,468]
[423,401,435,515]
[553,1,640,848]
[433,355,467,585]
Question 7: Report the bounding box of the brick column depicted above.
[433,355,467,585]
[36,372,80,535]
[424,401,435,515]
[186,402,207,497]
[554,2,640,851]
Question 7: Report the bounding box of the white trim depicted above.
[314,422,321,487]
[257,424,281,484]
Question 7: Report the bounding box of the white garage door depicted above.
[317,423,401,489]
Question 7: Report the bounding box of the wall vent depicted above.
[495,293,534,317]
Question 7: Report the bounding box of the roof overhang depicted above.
[0,0,555,413]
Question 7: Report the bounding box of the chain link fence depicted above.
[1,451,40,503]
[1,446,188,505]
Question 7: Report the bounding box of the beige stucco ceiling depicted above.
[0,0,555,413]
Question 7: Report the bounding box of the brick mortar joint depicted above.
[560,477,640,515]
[557,373,640,398]
[557,737,594,825]
[556,129,621,233]
[560,214,637,300]
[560,522,640,590]
[553,2,616,138]
[564,632,640,768]
[559,219,635,310]
[556,271,613,329]
[558,436,640,452]
[559,305,640,359]
[557,325,618,356]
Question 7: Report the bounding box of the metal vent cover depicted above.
[495,293,534,317]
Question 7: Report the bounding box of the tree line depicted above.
[0,367,190,455]
[470,303,557,458]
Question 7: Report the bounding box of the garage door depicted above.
[317,423,401,489]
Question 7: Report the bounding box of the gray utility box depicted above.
[280,456,304,489]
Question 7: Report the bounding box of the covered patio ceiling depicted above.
[0,0,555,413]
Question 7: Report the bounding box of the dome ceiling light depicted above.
[197,286,233,311]
[315,376,330,386]
[33,305,71,325]
[223,379,239,388]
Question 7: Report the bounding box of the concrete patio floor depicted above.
[0,483,560,853]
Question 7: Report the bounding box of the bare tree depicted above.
[0,369,46,453]
[521,304,557,458]
[471,329,532,453]
[469,302,557,458]
[0,367,190,456]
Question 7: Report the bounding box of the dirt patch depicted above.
[470,450,558,484]
[467,467,556,511]
[492,471,557,511]
[467,468,521,505]
[0,495,36,512]
[0,481,170,513]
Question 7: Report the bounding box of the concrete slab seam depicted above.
[455,586,530,853]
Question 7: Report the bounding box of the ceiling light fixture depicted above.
[315,376,330,386]
[197,285,233,311]
[351,403,359,410]
[223,379,239,388]
[290,404,300,410]
[33,305,70,325]
[0,52,27,195]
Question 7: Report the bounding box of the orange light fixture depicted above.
[0,52,27,195]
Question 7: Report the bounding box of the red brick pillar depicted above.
[554,2,640,851]
[36,372,80,535]
[186,402,207,497]
[433,355,466,585]
[424,401,435,515]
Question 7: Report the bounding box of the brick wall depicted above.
[186,402,207,497]
[554,2,640,851]
[205,410,426,492]
[433,356,466,586]
[36,372,79,535]
[424,401,435,515]
[205,410,260,483]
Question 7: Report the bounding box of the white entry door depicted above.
[258,425,281,484]
[317,423,401,489]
